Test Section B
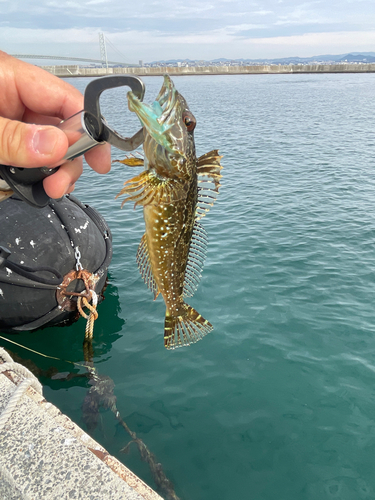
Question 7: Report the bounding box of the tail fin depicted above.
[164,304,213,349]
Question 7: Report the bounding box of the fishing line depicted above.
[0,335,88,369]
[0,338,179,497]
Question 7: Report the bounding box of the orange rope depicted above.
[77,292,98,340]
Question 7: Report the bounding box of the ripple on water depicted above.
[26,73,375,500]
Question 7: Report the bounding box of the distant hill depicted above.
[337,54,375,63]
[149,53,375,66]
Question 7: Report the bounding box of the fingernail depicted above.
[32,128,59,156]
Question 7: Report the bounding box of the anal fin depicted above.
[137,233,159,299]
[183,221,207,298]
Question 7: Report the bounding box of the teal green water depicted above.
[2,73,375,499]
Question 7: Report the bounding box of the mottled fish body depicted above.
[116,75,222,349]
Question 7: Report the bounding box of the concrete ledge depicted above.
[0,360,162,500]
[41,63,375,78]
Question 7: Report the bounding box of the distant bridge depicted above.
[11,33,136,67]
[10,54,133,66]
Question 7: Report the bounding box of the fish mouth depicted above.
[127,75,186,158]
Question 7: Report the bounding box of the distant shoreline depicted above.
[42,63,375,78]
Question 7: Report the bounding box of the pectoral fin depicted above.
[116,171,187,208]
[113,156,145,167]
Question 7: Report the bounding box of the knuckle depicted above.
[0,118,25,165]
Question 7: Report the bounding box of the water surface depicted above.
[2,73,375,500]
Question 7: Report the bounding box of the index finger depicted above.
[4,53,84,120]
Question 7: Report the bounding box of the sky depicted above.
[0,0,375,64]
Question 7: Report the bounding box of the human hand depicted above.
[0,51,111,199]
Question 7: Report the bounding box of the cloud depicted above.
[0,27,95,45]
[2,25,375,62]
[109,28,375,59]
[1,0,375,61]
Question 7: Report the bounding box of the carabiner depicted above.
[0,75,146,208]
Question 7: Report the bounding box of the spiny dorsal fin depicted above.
[183,221,207,298]
[196,149,223,220]
[116,171,188,208]
[136,233,159,299]
[197,149,223,172]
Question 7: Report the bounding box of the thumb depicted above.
[0,117,68,168]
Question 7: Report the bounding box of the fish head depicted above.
[127,75,196,180]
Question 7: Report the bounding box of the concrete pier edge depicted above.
[41,63,375,78]
[0,352,163,500]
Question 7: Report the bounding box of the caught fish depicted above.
[116,75,222,349]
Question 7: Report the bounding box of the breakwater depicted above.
[43,63,375,78]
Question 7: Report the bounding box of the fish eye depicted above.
[183,112,196,132]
